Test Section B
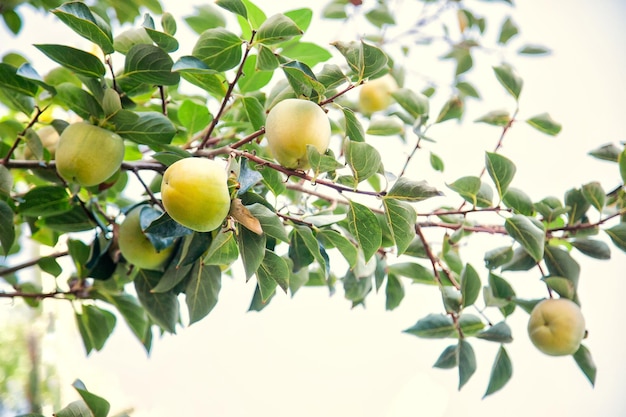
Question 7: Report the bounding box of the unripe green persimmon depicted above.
[160,157,230,232]
[118,206,174,270]
[358,74,398,114]
[264,98,331,170]
[55,123,125,187]
[527,298,586,356]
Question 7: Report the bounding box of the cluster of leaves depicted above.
[1,0,626,400]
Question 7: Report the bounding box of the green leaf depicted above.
[605,223,626,253]
[488,272,516,301]
[134,269,180,333]
[503,187,534,215]
[290,224,327,275]
[122,44,179,85]
[433,344,458,369]
[571,238,611,260]
[436,96,463,123]
[391,88,429,118]
[178,99,211,136]
[185,5,227,34]
[447,176,480,205]
[588,143,621,162]
[34,44,105,78]
[346,201,382,262]
[564,187,591,225]
[239,55,272,93]
[52,2,114,54]
[383,198,416,255]
[111,110,176,145]
[385,274,404,310]
[100,293,148,347]
[518,44,551,55]
[192,28,243,72]
[366,117,404,136]
[619,148,626,184]
[483,346,513,397]
[307,146,343,177]
[317,64,348,90]
[331,40,388,80]
[573,344,596,386]
[280,42,332,68]
[526,113,562,136]
[55,400,92,417]
[0,63,40,96]
[461,263,481,307]
[2,10,21,34]
[365,4,395,27]
[185,263,221,324]
[246,203,289,242]
[259,165,286,197]
[0,165,12,196]
[542,276,576,300]
[216,0,248,19]
[458,340,476,390]
[317,229,358,268]
[204,230,239,266]
[76,305,116,353]
[144,27,179,53]
[543,245,580,289]
[581,181,605,212]
[497,17,518,44]
[386,177,442,202]
[475,109,510,126]
[504,215,545,262]
[281,60,326,98]
[257,250,290,301]
[485,152,516,199]
[476,321,513,343]
[55,83,104,120]
[255,13,302,45]
[430,152,444,172]
[237,224,266,279]
[344,140,382,184]
[256,45,280,71]
[19,186,71,217]
[41,205,94,233]
[404,314,456,338]
[72,380,110,417]
[484,246,514,270]
[241,96,265,131]
[342,106,365,142]
[387,262,436,285]
[493,64,523,100]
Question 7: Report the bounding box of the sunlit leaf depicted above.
[504,215,545,262]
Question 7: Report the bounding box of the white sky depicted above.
[2,1,626,416]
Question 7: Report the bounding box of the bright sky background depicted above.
[1,1,626,416]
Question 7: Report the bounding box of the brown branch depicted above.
[414,224,444,288]
[0,289,76,300]
[4,159,165,173]
[547,208,626,234]
[199,31,257,149]
[130,167,164,210]
[1,105,47,166]
[0,250,69,278]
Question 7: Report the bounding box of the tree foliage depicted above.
[1,0,625,410]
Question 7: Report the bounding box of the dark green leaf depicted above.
[488,272,516,300]
[0,63,38,96]
[144,27,179,52]
[386,177,442,202]
[383,198,416,255]
[76,305,116,353]
[55,400,92,417]
[134,269,180,333]
[581,181,605,212]
[503,187,534,215]
[52,2,114,54]
[72,380,110,417]
[497,17,518,44]
[34,44,105,78]
[385,274,404,311]
[484,246,513,270]
[391,88,429,118]
[342,106,365,142]
[344,140,382,184]
[605,223,626,253]
[493,64,523,100]
[241,96,265,131]
[204,230,239,266]
[542,276,575,300]
[476,321,513,343]
[317,229,358,268]
[216,0,248,19]
[331,40,388,80]
[518,44,551,55]
[237,224,266,279]
[19,186,71,217]
[307,146,343,177]
[485,152,516,200]
[458,340,476,390]
[281,60,325,98]
[192,28,243,72]
[436,96,463,123]
[387,262,436,285]
[100,293,148,347]
[55,83,104,119]
[123,44,179,85]
[0,201,16,256]
[588,143,621,162]
[247,203,289,242]
[571,238,611,260]
[433,344,458,369]
[430,152,444,172]
[526,113,562,136]
[619,148,626,184]
[461,263,481,307]
[111,110,176,145]
[483,346,513,397]
[543,245,580,288]
[504,215,545,262]
[255,13,302,45]
[447,176,480,205]
[458,314,485,336]
[403,314,456,338]
[346,201,382,262]
[565,187,591,225]
[573,344,596,386]
[185,263,221,324]
[257,250,290,301]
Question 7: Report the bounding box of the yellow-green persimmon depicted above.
[160,157,231,232]
[358,74,398,114]
[118,206,174,270]
[264,98,331,170]
[527,298,586,356]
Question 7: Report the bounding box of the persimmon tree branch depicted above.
[0,250,69,278]
[1,105,47,166]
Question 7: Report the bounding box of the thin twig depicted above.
[0,251,69,278]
